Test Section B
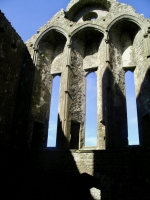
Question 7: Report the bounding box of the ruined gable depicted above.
[0,1,150,200]
[26,0,150,150]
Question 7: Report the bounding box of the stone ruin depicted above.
[0,0,150,199]
[25,0,150,150]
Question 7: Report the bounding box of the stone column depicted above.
[104,30,112,149]
[61,37,72,149]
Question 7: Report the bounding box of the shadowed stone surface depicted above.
[0,0,150,199]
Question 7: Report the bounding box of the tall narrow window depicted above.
[85,72,97,146]
[47,76,60,147]
[125,71,139,145]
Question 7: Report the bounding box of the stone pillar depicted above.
[61,37,72,149]
[104,30,112,149]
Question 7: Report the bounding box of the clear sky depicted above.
[1,0,150,146]
[1,0,150,42]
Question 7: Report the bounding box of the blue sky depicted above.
[1,0,150,147]
[85,73,97,146]
[48,76,60,147]
[1,0,150,42]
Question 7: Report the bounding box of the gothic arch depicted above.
[31,27,68,149]
[107,14,146,34]
[71,24,105,38]
[66,0,111,22]
[34,26,69,49]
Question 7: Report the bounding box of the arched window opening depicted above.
[47,75,60,147]
[85,72,97,146]
[125,71,139,145]
[83,12,98,21]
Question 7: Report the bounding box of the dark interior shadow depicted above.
[10,49,34,149]
[102,67,128,149]
[69,173,101,200]
[136,67,150,147]
[70,120,80,149]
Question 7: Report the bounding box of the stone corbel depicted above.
[66,35,72,68]
[33,47,39,52]
[105,29,110,64]
[33,47,39,66]
[67,34,72,48]
[105,30,109,44]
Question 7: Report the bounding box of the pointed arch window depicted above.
[125,71,139,145]
[47,75,60,147]
[85,72,97,146]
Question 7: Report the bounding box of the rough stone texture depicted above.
[0,11,33,149]
[30,31,67,149]
[133,30,150,148]
[25,0,150,149]
[97,39,106,149]
[1,0,150,200]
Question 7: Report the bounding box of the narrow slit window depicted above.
[47,76,60,147]
[125,71,139,145]
[85,72,97,146]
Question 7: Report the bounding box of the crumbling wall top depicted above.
[66,0,116,11]
[25,0,150,57]
[66,0,114,20]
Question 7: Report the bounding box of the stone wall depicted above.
[0,11,33,149]
[25,0,150,150]
[134,30,150,147]
[1,1,150,200]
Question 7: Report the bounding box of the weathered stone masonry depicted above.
[26,0,150,150]
[0,10,33,149]
[1,1,150,200]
